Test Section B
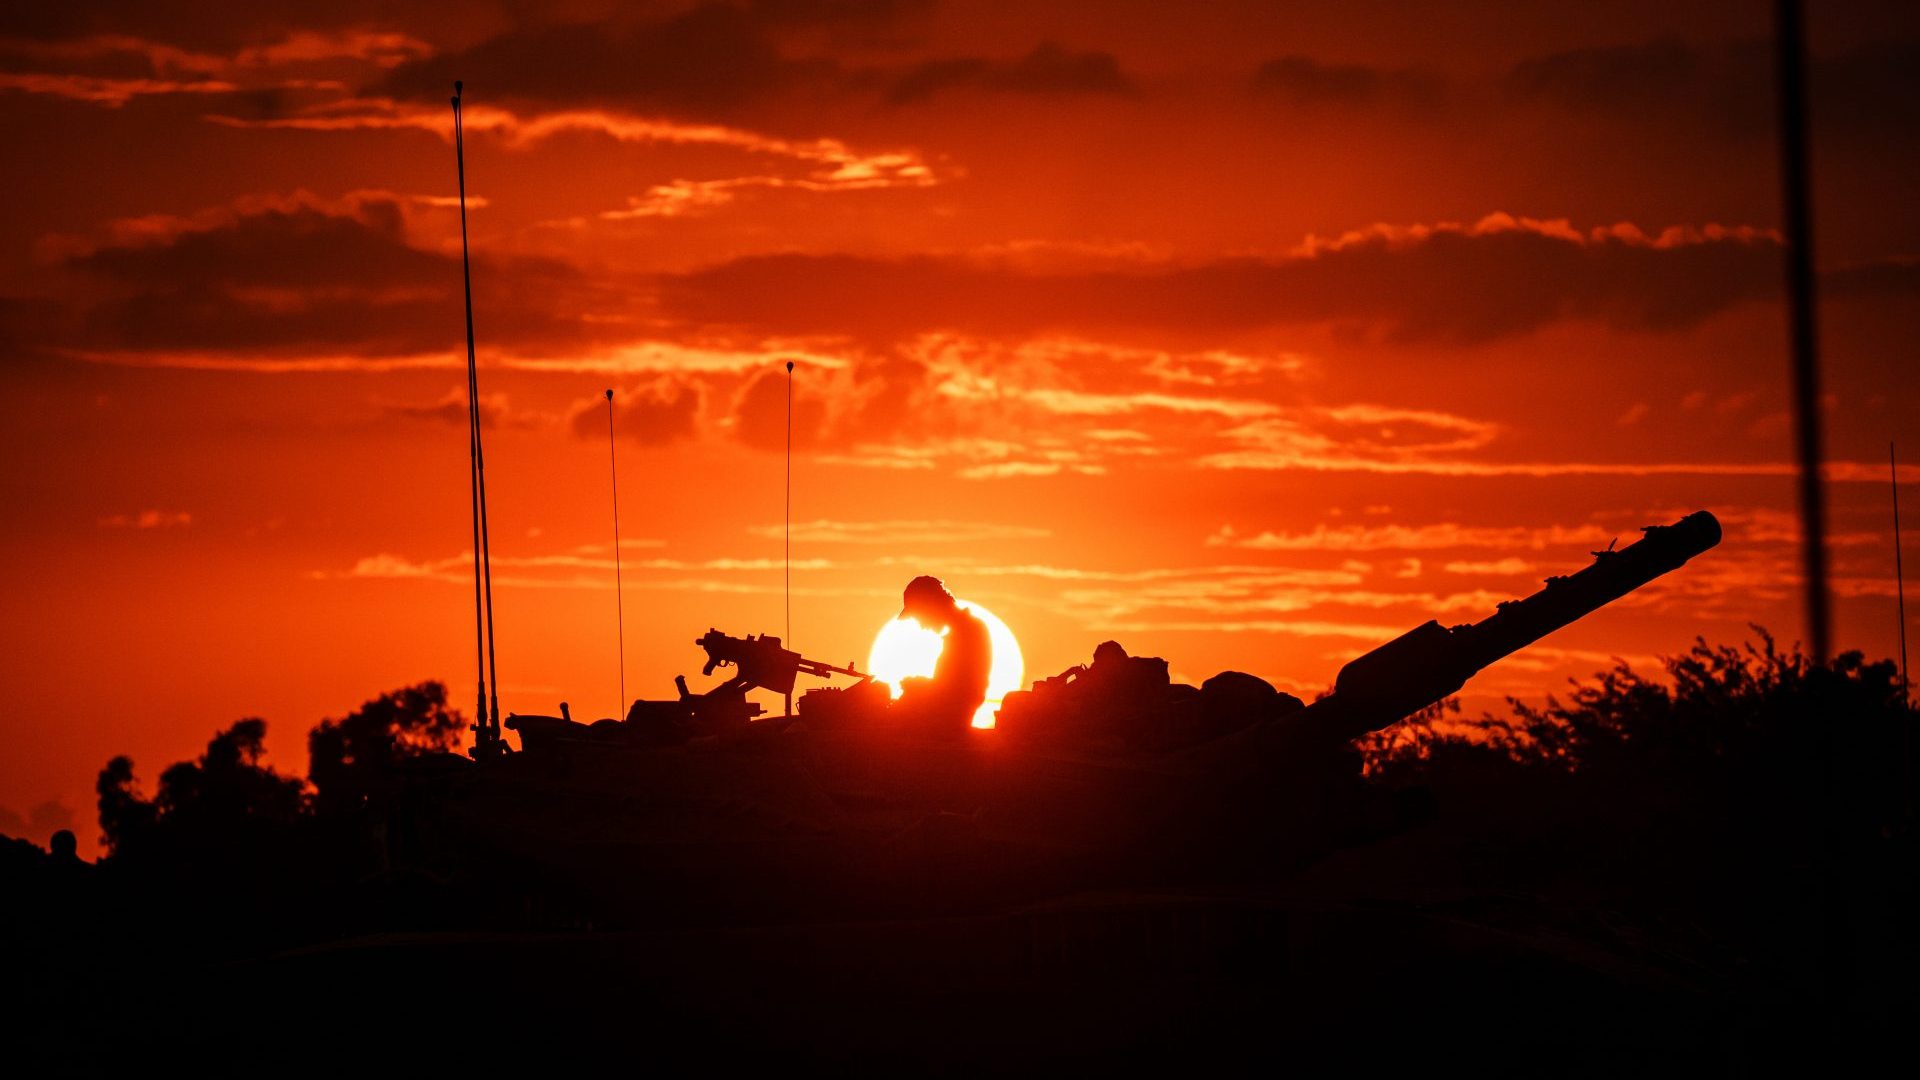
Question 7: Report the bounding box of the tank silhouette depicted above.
[390,511,1722,930]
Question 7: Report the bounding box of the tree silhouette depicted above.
[95,755,158,854]
[306,681,464,817]
[94,718,306,862]
[157,718,307,824]
[1366,629,1910,790]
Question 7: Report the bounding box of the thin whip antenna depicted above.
[607,389,627,718]
[785,360,794,718]
[1894,442,1909,698]
[1895,441,1911,820]
[785,361,794,645]
[454,81,503,754]
[453,82,492,756]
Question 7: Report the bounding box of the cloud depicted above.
[379,4,839,118]
[43,190,622,359]
[594,154,941,220]
[1208,522,1614,552]
[1191,399,1920,479]
[959,563,1362,586]
[0,0,967,214]
[661,214,1788,345]
[1251,56,1443,109]
[724,353,945,455]
[888,41,1134,104]
[1504,36,1920,142]
[809,435,1110,479]
[1193,450,1904,482]
[1100,619,1407,640]
[569,379,703,446]
[750,519,1050,544]
[731,363,834,450]
[1482,645,1664,676]
[957,460,1104,479]
[1020,555,1511,626]
[937,373,1278,419]
[210,100,945,198]
[1202,404,1500,472]
[0,799,74,845]
[1506,36,1706,114]
[0,70,239,105]
[0,24,432,101]
[0,3,434,52]
[322,547,840,589]
[1828,254,1920,299]
[99,510,192,529]
[1442,558,1537,575]
[507,341,851,376]
[382,386,546,429]
[1054,582,1466,621]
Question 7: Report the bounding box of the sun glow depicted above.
[867,601,1025,728]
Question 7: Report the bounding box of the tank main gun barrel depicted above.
[1303,510,1723,741]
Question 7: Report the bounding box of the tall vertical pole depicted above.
[454,82,503,757]
[1894,442,1909,699]
[784,360,794,718]
[1895,442,1911,820]
[607,389,627,719]
[1774,0,1831,664]
[453,82,492,757]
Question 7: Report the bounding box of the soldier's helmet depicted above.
[899,575,953,622]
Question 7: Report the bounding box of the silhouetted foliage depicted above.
[94,682,464,863]
[1367,629,1913,834]
[29,645,1911,1070]
[95,755,157,854]
[157,718,307,824]
[1359,628,1915,1003]
[1353,697,1459,776]
[307,681,464,816]
[95,719,307,862]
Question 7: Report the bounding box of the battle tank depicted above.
[383,511,1722,932]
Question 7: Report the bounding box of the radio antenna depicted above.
[607,389,627,718]
[1894,442,1909,698]
[784,360,795,717]
[453,81,504,757]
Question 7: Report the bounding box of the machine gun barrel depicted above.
[795,656,867,682]
[1303,510,1722,741]
[694,628,867,698]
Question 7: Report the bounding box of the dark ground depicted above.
[3,640,1914,1075]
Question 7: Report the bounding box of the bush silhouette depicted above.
[307,681,465,817]
[1365,629,1911,838]
[94,682,462,866]
[95,718,307,865]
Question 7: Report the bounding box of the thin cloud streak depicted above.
[207,99,946,195]
[1197,453,1920,484]
[1210,522,1614,552]
[754,520,1051,544]
[1103,619,1408,640]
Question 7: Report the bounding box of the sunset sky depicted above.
[2,1,1917,848]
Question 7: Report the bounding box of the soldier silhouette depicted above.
[47,829,79,864]
[894,575,991,736]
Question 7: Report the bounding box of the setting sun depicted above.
[867,601,1026,728]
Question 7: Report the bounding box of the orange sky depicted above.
[2,0,1917,850]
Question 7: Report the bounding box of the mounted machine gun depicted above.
[674,629,871,729]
